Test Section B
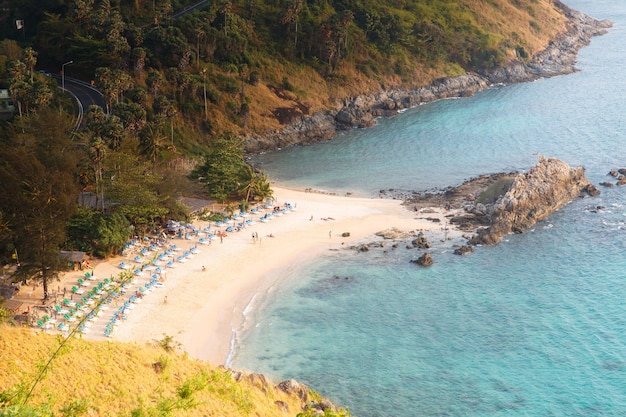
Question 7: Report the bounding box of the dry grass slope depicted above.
[198,0,569,140]
[0,327,331,416]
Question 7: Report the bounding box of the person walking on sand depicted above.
[329,230,332,238]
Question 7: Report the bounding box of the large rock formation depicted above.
[244,4,611,154]
[470,157,599,245]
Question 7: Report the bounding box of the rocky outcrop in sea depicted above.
[469,157,599,245]
[243,4,611,154]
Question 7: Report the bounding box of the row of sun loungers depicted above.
[37,201,294,335]
[104,275,164,337]
[36,276,118,333]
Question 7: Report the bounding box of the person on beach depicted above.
[329,230,332,238]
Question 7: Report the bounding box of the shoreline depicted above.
[244,5,611,154]
[38,186,463,366]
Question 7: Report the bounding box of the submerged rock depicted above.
[453,244,475,256]
[411,231,431,249]
[411,252,433,266]
[376,227,414,240]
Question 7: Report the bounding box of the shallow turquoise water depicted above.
[235,2,626,416]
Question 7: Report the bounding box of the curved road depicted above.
[50,0,208,121]
[52,74,106,128]
[172,0,210,18]
[53,74,106,110]
[62,77,106,110]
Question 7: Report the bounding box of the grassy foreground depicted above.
[0,327,345,416]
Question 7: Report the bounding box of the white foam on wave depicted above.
[225,328,237,368]
[242,293,257,316]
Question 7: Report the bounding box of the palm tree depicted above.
[30,80,53,111]
[88,136,107,212]
[146,70,162,97]
[238,164,256,203]
[23,47,37,82]
[239,165,273,204]
[8,60,27,116]
[225,202,238,219]
[254,172,273,202]
[140,122,166,167]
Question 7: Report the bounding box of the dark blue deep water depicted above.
[234,2,626,416]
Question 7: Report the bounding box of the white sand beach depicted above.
[45,186,461,366]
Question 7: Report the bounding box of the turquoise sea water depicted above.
[233,2,626,416]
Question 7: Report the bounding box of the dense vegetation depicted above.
[0,0,569,299]
[0,0,568,137]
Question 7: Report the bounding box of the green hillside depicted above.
[0,0,568,142]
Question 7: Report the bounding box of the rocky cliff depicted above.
[244,3,611,154]
[469,157,599,245]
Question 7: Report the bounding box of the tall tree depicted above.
[193,133,249,202]
[8,60,28,117]
[0,110,80,300]
[153,96,177,146]
[88,136,107,212]
[146,70,162,97]
[131,47,147,77]
[22,47,37,82]
[139,122,167,167]
[104,153,168,235]
[281,0,303,50]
